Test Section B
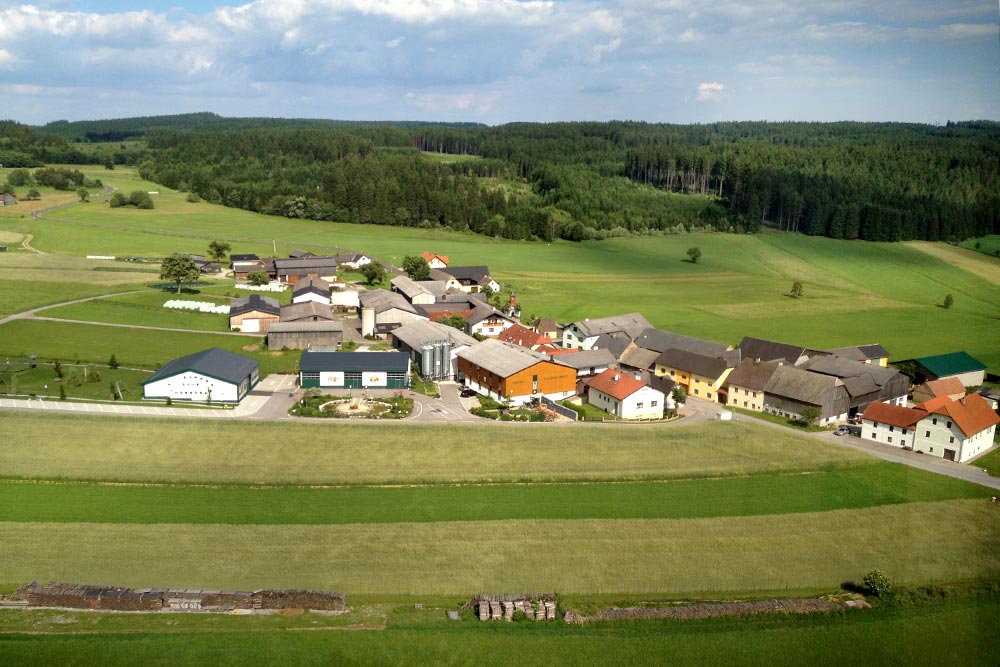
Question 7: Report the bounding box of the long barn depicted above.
[298,350,410,390]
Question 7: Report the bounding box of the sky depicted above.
[0,0,997,125]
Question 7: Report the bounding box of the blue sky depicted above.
[1,1,996,125]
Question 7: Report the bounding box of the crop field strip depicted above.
[2,500,997,595]
[0,464,989,526]
[0,415,873,485]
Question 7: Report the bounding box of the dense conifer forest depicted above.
[5,114,998,243]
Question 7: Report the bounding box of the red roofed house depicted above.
[911,377,966,405]
[916,393,999,463]
[861,393,999,463]
[586,369,665,420]
[498,323,553,350]
[420,252,450,269]
[860,402,925,449]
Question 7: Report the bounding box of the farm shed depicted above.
[391,275,436,304]
[280,301,334,322]
[330,289,361,312]
[911,351,988,388]
[142,347,259,403]
[267,321,344,350]
[390,319,477,380]
[299,350,410,389]
[273,256,340,283]
[229,294,280,333]
[457,339,576,405]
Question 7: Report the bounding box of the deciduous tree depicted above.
[686,247,702,264]
[208,240,231,263]
[159,253,200,294]
[401,255,431,281]
[360,262,386,286]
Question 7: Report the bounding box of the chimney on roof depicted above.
[613,374,620,382]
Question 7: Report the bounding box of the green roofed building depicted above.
[913,351,987,388]
[299,351,410,390]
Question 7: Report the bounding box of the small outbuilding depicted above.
[229,294,280,333]
[142,347,259,403]
[298,350,411,389]
[912,351,988,388]
[267,321,344,351]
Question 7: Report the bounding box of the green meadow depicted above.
[1,165,997,373]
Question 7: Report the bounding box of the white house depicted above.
[466,304,517,338]
[562,313,652,351]
[142,348,259,403]
[292,276,332,305]
[861,393,1000,463]
[585,369,665,420]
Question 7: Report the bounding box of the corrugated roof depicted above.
[862,402,926,428]
[552,348,617,370]
[391,319,477,348]
[142,348,259,386]
[572,313,652,340]
[764,364,843,407]
[738,336,811,365]
[914,351,987,379]
[390,275,433,300]
[280,301,334,321]
[826,343,890,361]
[267,321,343,333]
[458,339,552,377]
[636,327,729,356]
[726,358,781,391]
[299,350,410,373]
[801,355,899,385]
[918,377,967,398]
[656,348,729,379]
[441,265,492,283]
[620,346,660,372]
[293,276,331,296]
[359,289,419,315]
[586,368,653,401]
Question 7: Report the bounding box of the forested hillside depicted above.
[11,115,1000,243]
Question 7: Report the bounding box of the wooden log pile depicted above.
[466,594,557,622]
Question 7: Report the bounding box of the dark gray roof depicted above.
[619,347,660,372]
[299,350,410,373]
[466,304,514,327]
[655,348,730,379]
[635,327,729,356]
[551,348,617,370]
[273,256,340,276]
[142,347,259,386]
[726,358,781,391]
[826,344,890,362]
[288,250,316,259]
[292,276,331,296]
[458,339,552,377]
[359,289,419,315]
[230,253,260,262]
[229,294,280,317]
[592,332,633,359]
[738,337,811,365]
[800,355,899,385]
[764,364,843,407]
[440,265,492,283]
[571,313,652,340]
[267,321,343,333]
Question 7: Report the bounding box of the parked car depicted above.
[834,427,850,436]
[459,388,476,398]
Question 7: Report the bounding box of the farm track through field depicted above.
[0,624,386,636]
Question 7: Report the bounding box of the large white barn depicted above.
[142,348,260,403]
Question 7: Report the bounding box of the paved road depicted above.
[683,396,1000,492]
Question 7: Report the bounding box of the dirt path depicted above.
[19,233,42,254]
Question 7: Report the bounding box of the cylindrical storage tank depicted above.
[361,307,375,337]
[440,341,453,379]
[421,343,434,378]
[433,341,445,379]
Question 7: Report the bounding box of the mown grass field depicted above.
[2,165,997,373]
[0,364,151,401]
[0,414,870,484]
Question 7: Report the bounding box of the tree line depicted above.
[7,115,999,243]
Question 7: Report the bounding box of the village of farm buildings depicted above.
[123,247,999,465]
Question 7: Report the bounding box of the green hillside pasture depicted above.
[38,290,231,332]
[0,320,297,375]
[960,234,1000,259]
[0,365,151,401]
[1,500,996,594]
[2,595,997,667]
[0,464,986,525]
[0,415,870,485]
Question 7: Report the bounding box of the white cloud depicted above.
[677,28,700,43]
[936,23,996,39]
[695,81,725,102]
[385,36,403,48]
[0,48,14,68]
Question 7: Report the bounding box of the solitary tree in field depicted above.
[108,354,119,370]
[943,293,954,309]
[361,262,387,286]
[246,270,270,286]
[686,247,702,264]
[208,240,232,263]
[789,281,804,298]
[26,188,40,201]
[77,188,89,202]
[160,253,200,294]
[401,255,431,281]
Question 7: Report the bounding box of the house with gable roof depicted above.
[420,252,450,269]
[292,277,331,305]
[229,294,280,333]
[586,369,665,420]
[562,313,652,351]
[725,358,781,412]
[438,265,499,293]
[654,348,741,403]
[912,377,966,405]
[457,339,576,405]
[142,348,259,403]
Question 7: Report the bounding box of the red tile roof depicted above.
[420,252,449,265]
[920,392,1000,437]
[862,402,926,429]
[586,368,649,401]
[498,324,551,349]
[921,377,966,398]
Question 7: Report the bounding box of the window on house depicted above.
[752,392,757,398]
[871,432,876,438]
[887,437,892,443]
[636,402,644,409]
[949,436,955,444]
[670,370,675,377]
[651,401,658,407]
[889,426,894,432]
[946,421,952,429]
[932,418,937,425]
[707,393,713,399]
[925,430,930,437]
